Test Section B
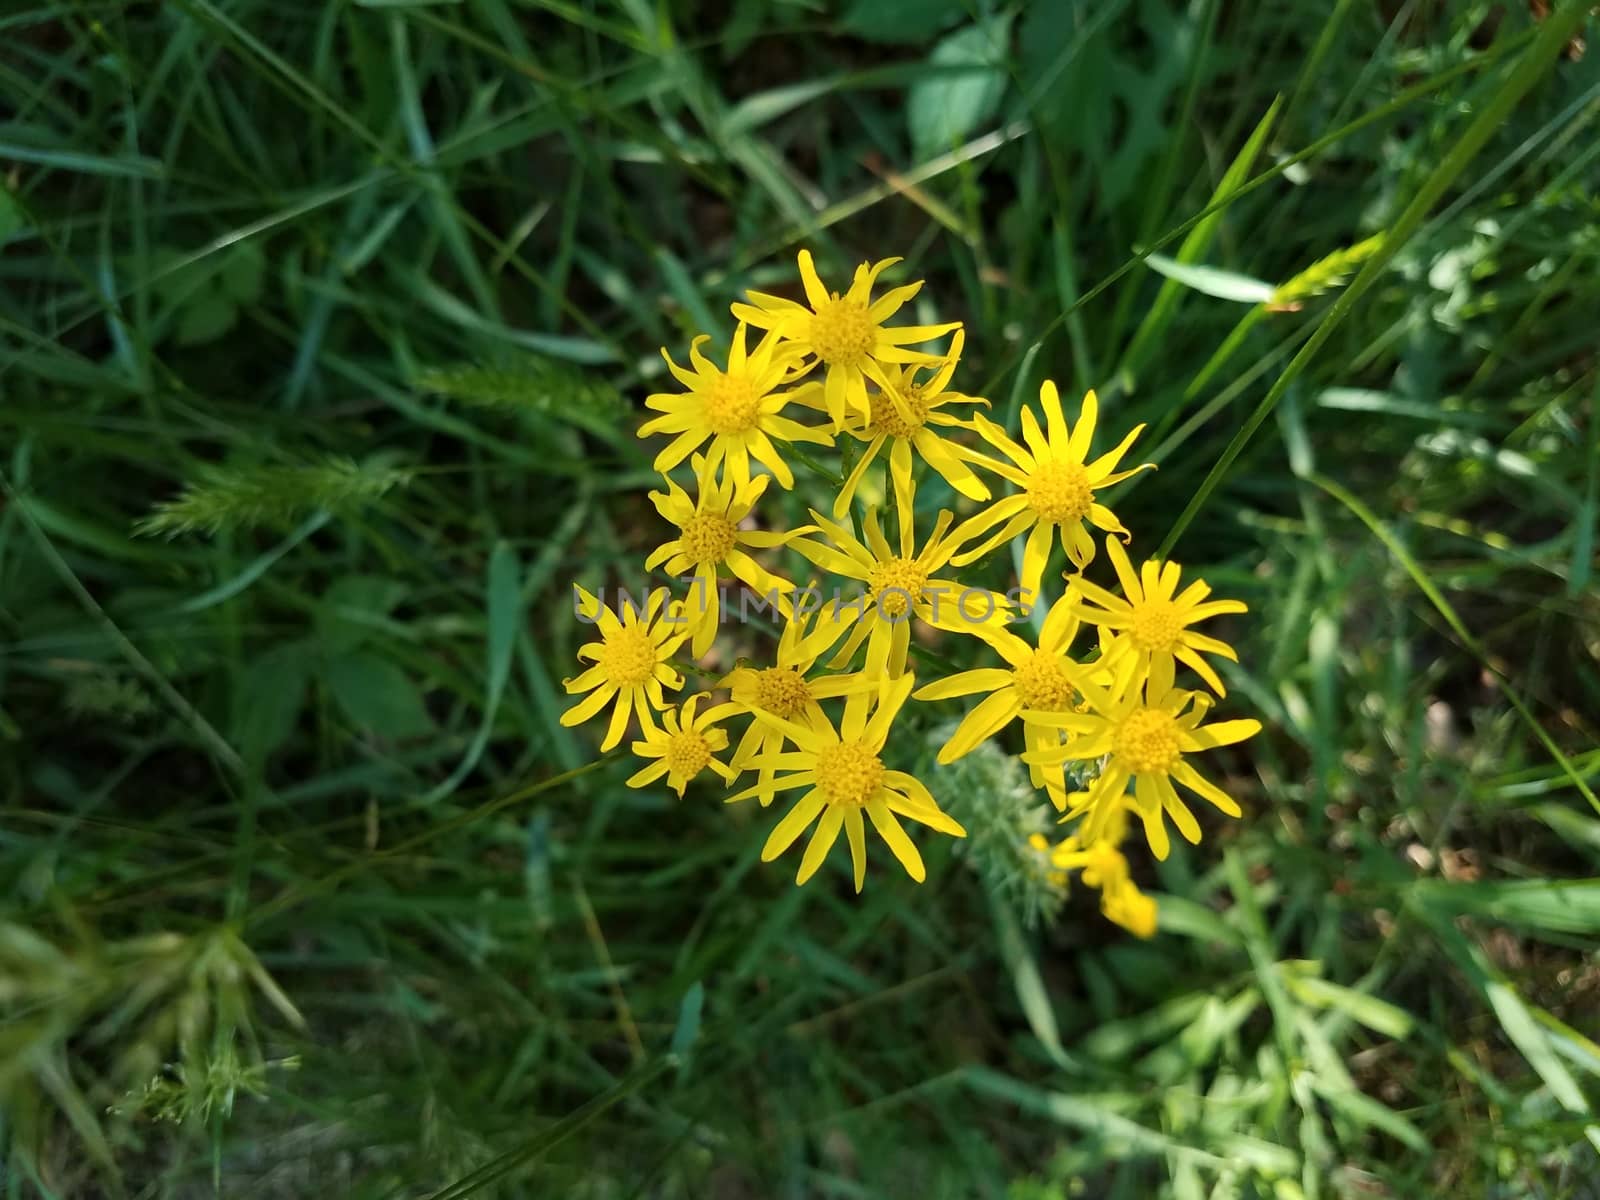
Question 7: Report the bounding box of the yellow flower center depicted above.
[665,728,711,778]
[704,372,763,434]
[809,298,876,366]
[1113,707,1181,775]
[868,384,931,439]
[815,740,885,808]
[867,557,928,619]
[1011,650,1075,710]
[1026,459,1094,524]
[753,666,811,718]
[1128,601,1183,653]
[600,626,656,686]
[679,512,737,564]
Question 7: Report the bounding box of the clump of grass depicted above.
[415,355,626,433]
[136,458,413,537]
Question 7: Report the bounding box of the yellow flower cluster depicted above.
[561,250,1260,932]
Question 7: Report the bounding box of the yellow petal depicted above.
[936,688,1020,763]
[561,682,616,726]
[867,800,926,881]
[913,668,1011,701]
[796,806,844,884]
[1066,387,1098,461]
[762,791,826,859]
[845,808,868,893]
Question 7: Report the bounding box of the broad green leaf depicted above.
[326,652,434,739]
[316,575,411,653]
[220,242,266,303]
[234,642,311,759]
[908,16,1013,160]
[839,0,965,44]
[175,298,238,346]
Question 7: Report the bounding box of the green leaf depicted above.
[839,0,965,44]
[220,242,267,303]
[1122,100,1278,376]
[423,541,523,803]
[1307,1073,1430,1153]
[0,185,25,246]
[1426,915,1589,1114]
[175,298,239,346]
[989,890,1069,1067]
[316,576,410,653]
[1285,975,1415,1040]
[0,138,162,178]
[669,981,704,1063]
[1143,254,1276,303]
[1149,893,1245,947]
[1412,879,1600,936]
[963,1068,1225,1166]
[326,652,434,739]
[234,642,311,759]
[907,16,1013,160]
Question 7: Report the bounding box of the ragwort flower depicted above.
[732,250,959,433]
[562,586,688,750]
[640,322,829,488]
[797,328,1000,518]
[645,454,813,657]
[626,694,740,795]
[912,592,1110,810]
[1069,536,1248,696]
[728,674,966,890]
[790,478,1012,678]
[720,599,873,806]
[1022,654,1260,860]
[949,383,1153,600]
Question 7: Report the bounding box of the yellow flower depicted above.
[948,382,1153,601]
[562,586,688,751]
[911,592,1103,810]
[727,674,966,890]
[1068,536,1248,697]
[796,329,1001,518]
[1046,833,1158,938]
[790,478,1012,679]
[732,250,959,433]
[640,323,830,488]
[720,600,874,806]
[1021,654,1260,860]
[644,454,813,658]
[626,694,740,795]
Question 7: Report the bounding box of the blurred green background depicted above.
[3,0,1599,1195]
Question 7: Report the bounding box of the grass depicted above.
[2,0,1599,1196]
